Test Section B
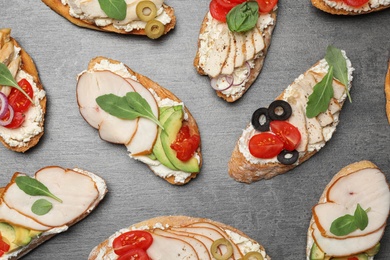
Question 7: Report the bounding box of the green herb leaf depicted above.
[98,0,127,20]
[354,204,369,230]
[227,1,259,33]
[325,45,351,102]
[330,214,356,236]
[15,176,63,203]
[306,66,334,118]
[31,199,53,216]
[0,63,34,104]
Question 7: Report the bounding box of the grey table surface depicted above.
[1,0,390,259]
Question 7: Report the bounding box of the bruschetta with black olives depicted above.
[307,160,390,260]
[194,0,277,102]
[41,0,176,39]
[311,0,390,15]
[0,28,47,153]
[385,59,390,123]
[229,46,353,183]
[89,215,271,260]
[76,57,202,185]
[0,166,107,259]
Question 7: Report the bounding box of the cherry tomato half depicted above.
[8,78,34,113]
[248,132,284,159]
[215,0,246,10]
[117,248,149,260]
[113,231,153,256]
[1,110,25,129]
[209,0,230,22]
[270,120,301,151]
[342,0,369,7]
[256,0,278,13]
[171,125,200,161]
[0,236,10,256]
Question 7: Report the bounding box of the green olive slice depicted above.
[242,251,264,260]
[145,20,165,39]
[136,1,157,22]
[210,238,233,260]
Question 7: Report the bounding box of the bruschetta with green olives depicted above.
[89,215,271,260]
[41,0,176,39]
[229,46,353,183]
[194,0,277,102]
[311,0,390,15]
[76,57,202,185]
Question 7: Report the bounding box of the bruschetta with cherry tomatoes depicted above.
[194,0,278,102]
[311,0,390,15]
[76,57,202,185]
[229,46,354,183]
[89,215,271,260]
[0,28,46,153]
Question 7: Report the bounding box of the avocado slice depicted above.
[365,243,380,257]
[13,225,32,246]
[310,242,325,260]
[0,222,17,251]
[161,110,200,173]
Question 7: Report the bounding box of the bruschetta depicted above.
[194,0,277,102]
[41,0,176,39]
[385,59,390,123]
[0,28,47,152]
[76,57,202,185]
[89,215,271,260]
[0,166,107,259]
[306,160,390,259]
[311,0,390,15]
[229,46,353,183]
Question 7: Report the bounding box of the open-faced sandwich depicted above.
[307,160,390,260]
[385,59,390,124]
[89,215,270,260]
[194,0,277,102]
[0,28,47,152]
[76,57,202,185]
[41,0,176,39]
[0,166,107,259]
[229,46,353,183]
[311,0,390,15]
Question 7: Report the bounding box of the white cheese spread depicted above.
[225,229,269,259]
[323,0,389,12]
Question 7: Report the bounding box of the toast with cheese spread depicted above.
[0,166,107,259]
[311,0,390,15]
[76,57,202,185]
[306,160,390,259]
[385,59,390,123]
[89,215,271,260]
[41,0,176,38]
[0,28,46,153]
[229,46,353,183]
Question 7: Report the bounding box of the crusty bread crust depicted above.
[87,57,202,185]
[0,38,47,153]
[41,0,176,36]
[88,215,270,260]
[385,59,390,124]
[311,0,390,15]
[193,11,277,102]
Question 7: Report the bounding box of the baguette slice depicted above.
[76,57,202,185]
[0,29,47,152]
[41,0,176,37]
[311,0,390,15]
[0,166,108,259]
[229,50,353,183]
[306,161,390,259]
[89,215,271,260]
[385,59,390,123]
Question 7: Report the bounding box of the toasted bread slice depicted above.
[311,0,390,15]
[41,0,176,36]
[385,59,390,123]
[89,215,271,260]
[0,29,46,153]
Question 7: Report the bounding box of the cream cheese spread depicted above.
[323,0,389,12]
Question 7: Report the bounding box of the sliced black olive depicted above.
[251,107,270,132]
[277,150,299,165]
[268,100,292,121]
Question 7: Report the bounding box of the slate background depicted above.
[0,0,389,259]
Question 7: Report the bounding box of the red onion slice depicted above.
[0,105,14,126]
[210,74,233,91]
[232,62,251,86]
[0,92,8,118]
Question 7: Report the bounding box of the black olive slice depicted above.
[268,100,292,121]
[251,107,270,132]
[277,150,299,165]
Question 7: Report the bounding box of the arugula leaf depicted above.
[227,1,259,33]
[31,199,53,216]
[15,175,63,203]
[306,66,334,118]
[98,0,127,20]
[0,63,34,104]
[330,204,370,236]
[354,204,369,230]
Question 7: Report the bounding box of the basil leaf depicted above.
[306,66,334,118]
[0,63,34,104]
[330,214,356,236]
[98,0,127,20]
[15,176,62,203]
[31,199,53,216]
[325,45,351,102]
[354,204,369,230]
[227,1,259,33]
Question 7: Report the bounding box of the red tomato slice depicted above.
[7,79,34,113]
[171,125,200,161]
[248,132,284,159]
[0,236,10,255]
[257,0,278,13]
[342,0,369,7]
[112,231,153,256]
[215,0,246,10]
[1,110,25,129]
[209,0,230,22]
[117,248,149,260]
[270,120,301,151]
